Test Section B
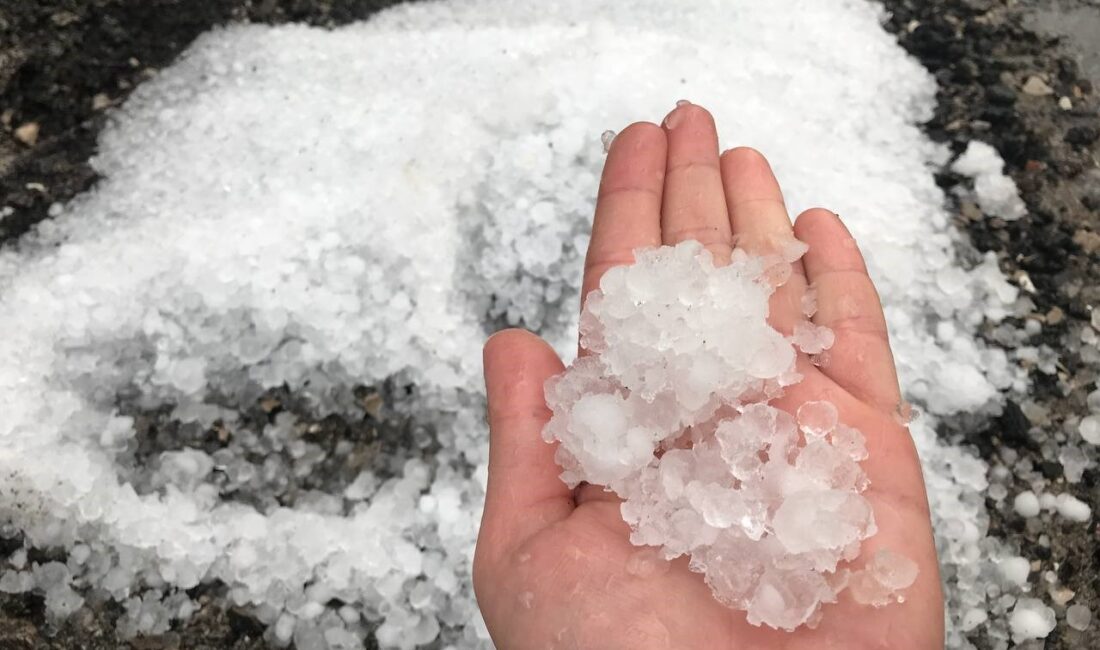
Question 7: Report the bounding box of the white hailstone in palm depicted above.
[792,321,835,355]
[600,130,617,153]
[848,548,920,607]
[797,401,839,439]
[831,425,869,462]
[545,241,914,632]
[801,287,818,318]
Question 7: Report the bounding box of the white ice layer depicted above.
[545,242,916,631]
[0,1,1028,648]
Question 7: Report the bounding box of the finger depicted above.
[574,481,624,507]
[770,359,929,547]
[478,329,574,559]
[793,208,901,411]
[659,103,734,260]
[582,122,666,304]
[720,147,806,333]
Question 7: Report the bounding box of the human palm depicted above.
[474,104,944,649]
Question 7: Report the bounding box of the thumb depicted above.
[476,329,574,559]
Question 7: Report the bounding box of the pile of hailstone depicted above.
[545,241,917,630]
[0,0,1045,646]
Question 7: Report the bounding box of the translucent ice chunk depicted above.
[797,401,839,439]
[830,424,868,461]
[746,568,832,631]
[1066,604,1092,631]
[545,242,910,631]
[600,130,616,153]
[792,321,835,355]
[1009,598,1056,642]
[801,287,818,318]
[868,548,919,591]
[772,490,875,554]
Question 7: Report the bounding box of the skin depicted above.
[473,104,945,650]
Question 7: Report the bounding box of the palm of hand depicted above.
[474,104,944,650]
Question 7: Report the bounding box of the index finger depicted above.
[581,122,666,307]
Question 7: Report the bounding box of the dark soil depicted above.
[2,0,1099,648]
[880,1,1100,648]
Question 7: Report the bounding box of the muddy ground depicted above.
[1,0,1098,648]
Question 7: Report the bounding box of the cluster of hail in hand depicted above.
[544,240,918,631]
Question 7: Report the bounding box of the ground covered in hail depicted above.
[0,0,1096,649]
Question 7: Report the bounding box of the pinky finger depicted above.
[793,209,901,413]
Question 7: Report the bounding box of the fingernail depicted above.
[662,99,693,129]
[485,328,512,346]
[794,208,839,226]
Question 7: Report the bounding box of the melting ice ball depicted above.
[544,241,917,631]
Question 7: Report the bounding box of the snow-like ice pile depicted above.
[0,0,1031,648]
[546,242,917,630]
[951,141,1027,221]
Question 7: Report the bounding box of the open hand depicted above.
[473,103,944,649]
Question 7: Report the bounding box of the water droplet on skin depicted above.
[625,547,670,578]
[517,552,531,564]
[810,350,831,367]
[600,130,616,154]
[893,401,920,425]
[519,591,535,609]
[675,99,692,107]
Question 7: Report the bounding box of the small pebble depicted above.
[1021,76,1053,96]
[14,122,40,147]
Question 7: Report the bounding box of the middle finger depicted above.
[660,103,734,261]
